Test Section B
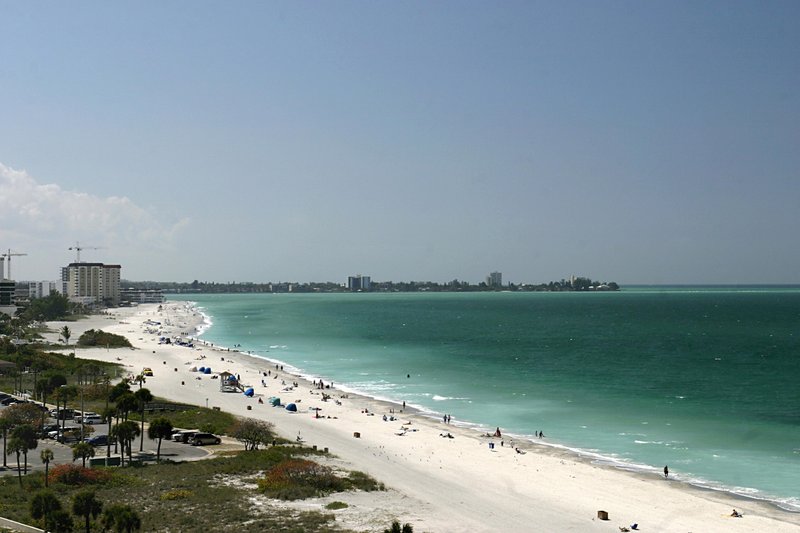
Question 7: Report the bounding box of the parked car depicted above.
[0,397,21,406]
[50,408,76,420]
[85,434,109,446]
[142,367,153,376]
[190,433,221,446]
[48,428,81,443]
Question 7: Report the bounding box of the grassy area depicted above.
[0,446,383,532]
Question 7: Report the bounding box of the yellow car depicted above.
[142,367,154,376]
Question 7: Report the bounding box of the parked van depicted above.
[80,414,104,425]
[173,430,199,443]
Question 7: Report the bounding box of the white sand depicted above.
[45,303,800,533]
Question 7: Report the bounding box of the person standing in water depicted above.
[664,465,669,478]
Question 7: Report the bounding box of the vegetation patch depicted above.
[325,501,348,510]
[77,329,132,348]
[257,459,383,501]
[48,464,112,486]
[160,489,193,501]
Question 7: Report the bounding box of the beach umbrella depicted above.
[285,403,297,412]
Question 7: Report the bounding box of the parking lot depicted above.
[0,401,232,475]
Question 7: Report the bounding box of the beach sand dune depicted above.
[45,303,800,533]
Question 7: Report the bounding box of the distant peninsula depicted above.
[123,277,619,294]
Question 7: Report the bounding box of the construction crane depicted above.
[1,249,27,280]
[69,242,103,263]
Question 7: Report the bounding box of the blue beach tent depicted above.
[244,388,254,397]
[285,403,298,412]
[199,367,206,373]
[204,367,212,374]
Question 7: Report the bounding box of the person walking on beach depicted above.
[664,465,669,478]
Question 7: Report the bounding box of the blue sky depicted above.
[1,1,798,284]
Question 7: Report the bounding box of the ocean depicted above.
[169,288,800,512]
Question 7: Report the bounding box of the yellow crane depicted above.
[69,242,103,263]
[1,249,27,280]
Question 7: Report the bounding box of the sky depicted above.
[1,1,799,285]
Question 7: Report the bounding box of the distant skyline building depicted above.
[29,281,57,299]
[120,287,165,304]
[486,271,503,288]
[62,262,121,305]
[0,279,15,306]
[347,274,371,291]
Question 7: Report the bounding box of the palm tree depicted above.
[115,393,138,422]
[40,448,54,487]
[101,406,116,458]
[147,418,173,463]
[72,490,103,533]
[71,442,95,468]
[10,424,37,475]
[134,388,153,451]
[102,503,141,532]
[7,435,25,488]
[383,521,413,533]
[60,325,71,345]
[0,415,13,468]
[30,489,63,531]
[110,421,139,467]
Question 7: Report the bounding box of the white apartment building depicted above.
[29,281,58,299]
[61,263,121,306]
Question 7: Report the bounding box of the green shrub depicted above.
[77,330,132,348]
[325,501,348,510]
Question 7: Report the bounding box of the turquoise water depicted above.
[169,289,800,511]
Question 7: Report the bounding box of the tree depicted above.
[101,406,116,458]
[133,388,153,451]
[72,441,95,468]
[40,448,54,487]
[72,490,103,533]
[0,414,13,468]
[232,418,275,451]
[115,393,138,422]
[5,402,44,428]
[7,435,25,487]
[110,421,139,466]
[108,381,131,403]
[30,490,63,531]
[10,424,37,475]
[102,503,141,532]
[60,325,72,345]
[147,417,173,462]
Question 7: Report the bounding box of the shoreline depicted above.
[45,302,800,532]
[186,302,800,516]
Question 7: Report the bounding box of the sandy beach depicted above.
[44,302,800,533]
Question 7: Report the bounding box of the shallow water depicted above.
[169,288,800,511]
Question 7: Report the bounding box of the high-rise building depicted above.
[62,263,121,306]
[486,271,503,288]
[347,275,371,291]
